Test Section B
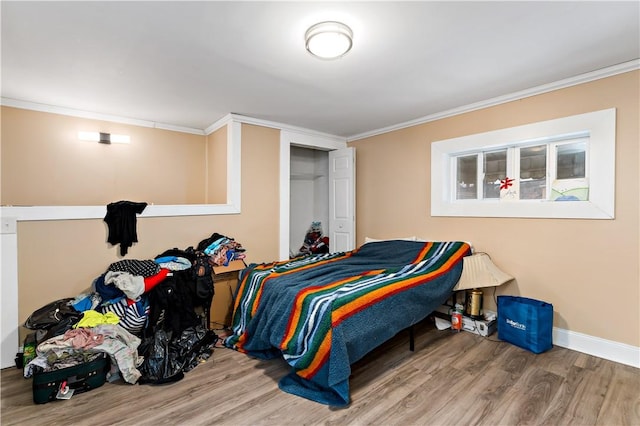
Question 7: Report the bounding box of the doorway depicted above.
[278,130,354,260]
[289,146,329,257]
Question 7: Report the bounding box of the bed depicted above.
[224,240,472,406]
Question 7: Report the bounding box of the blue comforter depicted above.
[225,240,471,406]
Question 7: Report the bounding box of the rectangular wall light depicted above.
[78,131,130,144]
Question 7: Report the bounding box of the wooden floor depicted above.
[2,319,639,426]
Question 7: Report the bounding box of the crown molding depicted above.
[226,113,346,143]
[4,59,637,142]
[204,113,235,135]
[0,97,344,141]
[347,59,640,142]
[0,98,206,135]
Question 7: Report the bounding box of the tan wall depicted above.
[206,125,227,204]
[1,107,207,205]
[349,70,640,347]
[14,123,280,338]
[5,72,638,350]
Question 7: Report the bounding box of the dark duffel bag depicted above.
[32,352,110,404]
[24,298,81,330]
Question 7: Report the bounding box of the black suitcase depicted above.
[32,352,110,404]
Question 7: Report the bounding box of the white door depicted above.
[329,147,356,252]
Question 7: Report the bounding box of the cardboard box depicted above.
[433,305,497,337]
[210,260,246,328]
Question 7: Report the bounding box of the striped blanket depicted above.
[224,240,471,406]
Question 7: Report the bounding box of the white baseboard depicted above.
[553,327,639,368]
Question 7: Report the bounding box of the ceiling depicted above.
[2,1,639,139]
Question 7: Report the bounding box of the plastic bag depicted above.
[138,329,184,384]
[24,298,81,330]
[171,325,217,372]
[497,295,553,354]
[138,325,217,384]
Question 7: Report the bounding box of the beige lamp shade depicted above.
[453,253,514,291]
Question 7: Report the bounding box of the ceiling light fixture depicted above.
[305,21,353,60]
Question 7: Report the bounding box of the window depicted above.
[484,150,507,199]
[456,155,478,200]
[519,145,547,200]
[431,109,615,219]
[453,134,589,202]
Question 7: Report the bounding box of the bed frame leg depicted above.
[409,325,414,352]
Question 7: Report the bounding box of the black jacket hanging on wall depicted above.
[104,200,147,256]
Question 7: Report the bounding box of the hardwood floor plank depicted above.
[480,365,564,425]
[430,363,520,425]
[450,334,509,375]
[327,366,429,425]
[531,345,580,378]
[375,363,476,424]
[539,364,610,426]
[2,321,638,426]
[596,363,640,426]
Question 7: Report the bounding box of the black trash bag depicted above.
[138,329,184,385]
[138,325,217,385]
[170,325,217,373]
[24,298,81,330]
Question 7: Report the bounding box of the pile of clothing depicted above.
[197,232,245,267]
[21,232,245,386]
[24,322,143,384]
[297,221,330,257]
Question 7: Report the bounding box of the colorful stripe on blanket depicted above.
[227,251,351,350]
[227,241,468,359]
[277,241,469,379]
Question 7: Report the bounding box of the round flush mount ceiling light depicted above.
[305,21,353,60]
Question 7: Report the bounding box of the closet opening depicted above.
[289,146,329,258]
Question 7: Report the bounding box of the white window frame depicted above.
[431,109,615,219]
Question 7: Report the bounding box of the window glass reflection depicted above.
[520,145,547,200]
[456,155,477,199]
[483,150,507,199]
